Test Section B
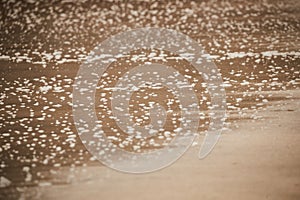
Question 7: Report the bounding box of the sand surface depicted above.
[0,0,299,199]
[38,89,300,200]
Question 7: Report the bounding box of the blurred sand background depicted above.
[0,0,299,199]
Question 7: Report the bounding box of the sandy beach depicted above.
[0,0,299,199]
[37,89,300,200]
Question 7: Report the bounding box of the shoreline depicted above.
[28,88,300,200]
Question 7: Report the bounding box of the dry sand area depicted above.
[0,0,299,200]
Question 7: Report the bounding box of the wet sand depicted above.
[0,0,300,199]
[42,89,300,200]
